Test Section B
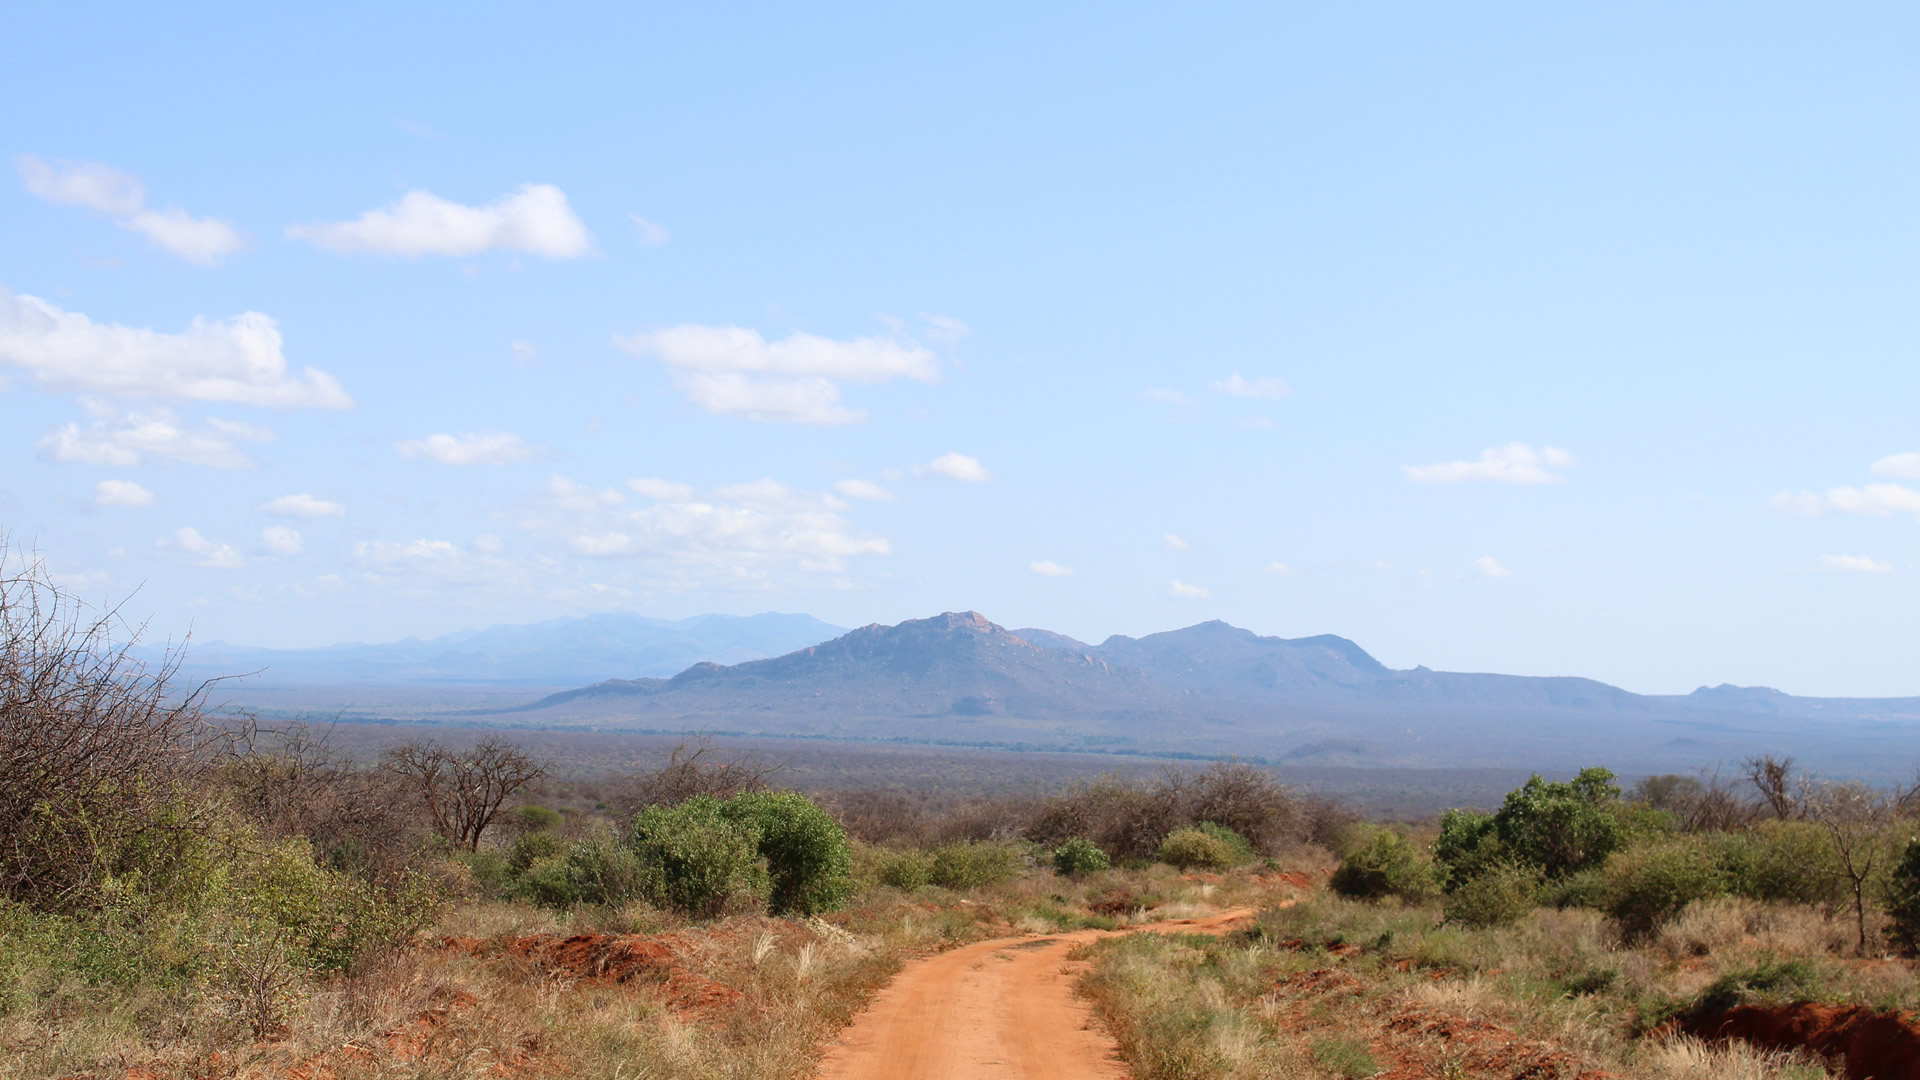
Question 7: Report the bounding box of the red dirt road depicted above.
[816,909,1254,1080]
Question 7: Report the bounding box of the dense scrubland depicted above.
[7,557,1920,1080]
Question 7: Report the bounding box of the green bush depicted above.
[722,790,854,915]
[234,837,439,974]
[1601,836,1727,938]
[507,831,564,874]
[509,804,563,834]
[627,796,769,917]
[929,841,1024,888]
[1881,837,1920,955]
[1329,828,1437,901]
[1433,809,1503,890]
[1718,821,1847,906]
[511,839,647,908]
[1191,822,1255,864]
[871,847,934,891]
[1157,827,1240,871]
[1443,862,1540,928]
[1690,959,1822,1017]
[1492,768,1625,879]
[1053,838,1111,878]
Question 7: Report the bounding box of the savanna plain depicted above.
[8,562,1920,1080]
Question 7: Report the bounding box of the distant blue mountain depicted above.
[161,612,846,687]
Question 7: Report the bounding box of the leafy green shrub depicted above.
[507,831,564,874]
[1691,959,1822,1016]
[627,796,769,917]
[1601,836,1727,939]
[234,837,439,974]
[929,841,1024,888]
[1329,828,1437,901]
[872,847,934,891]
[511,839,647,908]
[1443,862,1540,928]
[1157,827,1240,871]
[1191,822,1255,864]
[722,790,854,915]
[1053,838,1111,878]
[1540,867,1610,910]
[1718,821,1847,906]
[1433,809,1503,890]
[509,804,563,834]
[1881,837,1920,955]
[1493,768,1625,879]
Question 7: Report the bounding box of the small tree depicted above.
[619,736,782,811]
[385,737,547,851]
[1804,780,1894,954]
[1053,838,1111,878]
[723,790,854,915]
[1881,838,1920,955]
[1744,755,1804,821]
[1493,768,1625,879]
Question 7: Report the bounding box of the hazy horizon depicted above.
[4,5,1917,698]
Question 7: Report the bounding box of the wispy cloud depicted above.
[616,325,939,424]
[0,289,351,408]
[925,452,991,483]
[171,525,244,569]
[1168,579,1210,598]
[835,478,896,501]
[1211,373,1291,400]
[1405,443,1574,485]
[288,184,593,258]
[1821,554,1894,574]
[1870,452,1920,479]
[94,480,154,507]
[15,154,244,264]
[41,407,271,468]
[1773,484,1920,520]
[1475,555,1512,578]
[1029,560,1074,577]
[1162,533,1194,552]
[1144,388,1194,408]
[260,493,345,518]
[261,526,304,556]
[630,214,670,247]
[396,431,535,466]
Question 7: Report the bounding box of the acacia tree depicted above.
[0,541,222,911]
[385,737,547,850]
[1745,755,1805,821]
[1805,779,1895,955]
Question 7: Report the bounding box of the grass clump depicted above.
[1309,1035,1380,1078]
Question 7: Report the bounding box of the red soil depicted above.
[1688,1002,1920,1080]
[449,931,745,1010]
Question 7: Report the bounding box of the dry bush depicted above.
[0,542,222,911]
[616,736,782,813]
[220,719,421,879]
[1028,761,1308,863]
[385,736,548,851]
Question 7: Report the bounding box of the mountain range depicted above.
[487,612,1920,779]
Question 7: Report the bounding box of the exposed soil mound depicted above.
[1686,1002,1920,1080]
[452,932,744,1010]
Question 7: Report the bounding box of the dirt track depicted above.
[816,909,1254,1080]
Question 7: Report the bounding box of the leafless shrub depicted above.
[1028,761,1310,861]
[1633,769,1757,832]
[1803,778,1896,954]
[0,540,222,911]
[384,736,548,851]
[220,718,420,879]
[614,736,783,813]
[1743,755,1804,821]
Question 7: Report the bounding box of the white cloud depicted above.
[94,479,154,507]
[260,493,345,518]
[1405,443,1575,485]
[16,154,243,264]
[261,526,303,556]
[630,214,670,246]
[835,478,896,502]
[396,431,534,466]
[40,408,267,468]
[629,477,695,501]
[1163,533,1194,552]
[1774,483,1920,520]
[0,289,352,408]
[549,474,891,573]
[172,526,244,569]
[615,325,940,424]
[1144,388,1194,408]
[353,537,516,588]
[1265,561,1295,574]
[918,314,971,343]
[547,474,626,511]
[926,452,991,483]
[472,534,503,554]
[287,184,593,258]
[1822,554,1894,574]
[510,339,539,363]
[1029,560,1074,577]
[1168,579,1210,598]
[1870,453,1920,479]
[1475,555,1512,578]
[1211,373,1291,400]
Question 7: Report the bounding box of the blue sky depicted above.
[2,3,1916,696]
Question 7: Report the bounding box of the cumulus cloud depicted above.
[546,473,890,575]
[260,493,345,518]
[1822,554,1894,574]
[1162,533,1194,552]
[261,526,303,556]
[16,154,244,264]
[615,325,940,424]
[1475,555,1512,578]
[1405,443,1575,485]
[629,477,695,501]
[630,214,670,246]
[1168,579,1210,598]
[40,407,270,468]
[1870,453,1920,480]
[172,526,244,569]
[1773,484,1920,520]
[835,478,896,501]
[1029,560,1074,577]
[287,184,593,258]
[396,431,534,466]
[1211,373,1291,400]
[925,452,991,483]
[0,289,352,408]
[94,479,154,507]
